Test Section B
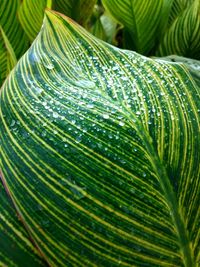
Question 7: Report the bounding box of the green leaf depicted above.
[100,11,118,44]
[0,27,17,86]
[155,55,200,85]
[102,0,173,54]
[90,17,107,40]
[17,0,97,41]
[0,173,45,266]
[0,0,29,58]
[18,0,51,42]
[167,0,195,25]
[156,0,200,59]
[53,0,97,26]
[0,10,199,266]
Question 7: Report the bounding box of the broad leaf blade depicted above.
[0,10,199,266]
[155,55,200,85]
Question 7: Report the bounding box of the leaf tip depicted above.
[44,9,79,26]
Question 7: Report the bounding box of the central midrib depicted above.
[122,108,194,267]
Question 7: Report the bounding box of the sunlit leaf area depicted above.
[0,1,199,266]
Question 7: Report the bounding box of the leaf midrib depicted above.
[123,109,194,267]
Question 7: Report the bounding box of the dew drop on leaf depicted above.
[34,87,44,96]
[44,63,54,70]
[87,103,94,109]
[10,120,16,127]
[52,112,59,118]
[102,114,110,119]
[119,121,125,126]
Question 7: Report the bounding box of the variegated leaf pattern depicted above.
[0,10,199,267]
[0,27,17,86]
[0,0,28,58]
[156,0,200,59]
[167,0,195,25]
[18,0,51,42]
[0,0,29,85]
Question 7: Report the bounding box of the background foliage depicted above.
[0,0,200,86]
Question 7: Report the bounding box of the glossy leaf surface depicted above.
[0,10,199,267]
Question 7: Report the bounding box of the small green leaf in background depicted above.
[0,0,29,58]
[90,5,118,44]
[167,0,195,25]
[156,0,200,59]
[0,27,17,86]
[18,0,51,42]
[0,0,29,85]
[0,10,199,266]
[90,16,107,41]
[100,11,118,44]
[102,0,172,54]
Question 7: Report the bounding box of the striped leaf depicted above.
[155,55,200,85]
[17,0,97,41]
[90,18,107,41]
[0,0,29,59]
[0,10,199,267]
[156,0,200,59]
[18,0,51,42]
[0,27,17,86]
[102,0,173,54]
[0,0,29,85]
[167,0,195,25]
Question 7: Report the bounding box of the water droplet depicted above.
[10,120,16,127]
[119,121,125,126]
[41,131,47,137]
[53,112,59,118]
[44,63,54,70]
[102,114,110,119]
[37,204,43,211]
[34,87,43,96]
[75,79,95,89]
[71,186,86,200]
[87,103,94,109]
